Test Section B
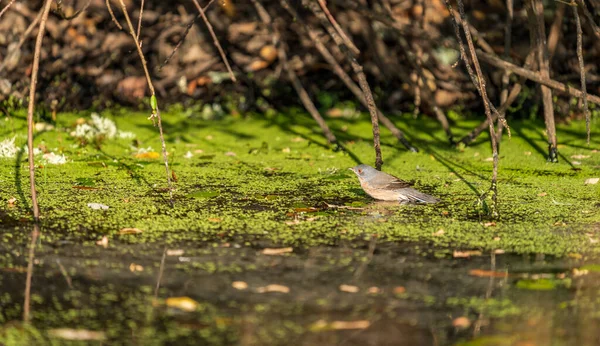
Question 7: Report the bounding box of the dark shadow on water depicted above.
[0,239,598,345]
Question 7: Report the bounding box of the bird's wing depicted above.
[370,172,413,190]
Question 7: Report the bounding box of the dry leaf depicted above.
[339,284,359,293]
[119,228,143,235]
[167,249,184,256]
[166,297,198,311]
[393,286,406,294]
[484,222,496,227]
[453,250,482,258]
[538,192,547,197]
[246,59,269,72]
[48,329,106,341]
[584,178,599,185]
[282,147,291,153]
[433,229,445,236]
[232,281,248,290]
[256,284,290,293]
[571,155,590,159]
[261,247,293,255]
[129,263,144,272]
[259,45,277,63]
[96,236,108,248]
[330,320,370,330]
[7,197,16,207]
[208,218,222,223]
[469,269,509,278]
[135,151,160,159]
[224,151,237,156]
[452,317,471,329]
[367,287,381,294]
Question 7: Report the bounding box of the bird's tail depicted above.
[402,188,439,204]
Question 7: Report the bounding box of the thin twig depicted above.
[251,0,337,145]
[0,4,43,73]
[154,248,167,299]
[460,52,535,145]
[572,0,590,144]
[527,0,558,162]
[445,0,499,216]
[191,0,236,82]
[298,0,383,169]
[159,0,216,69]
[23,224,40,323]
[279,1,417,151]
[106,0,122,30]
[316,0,360,56]
[575,0,600,39]
[117,0,173,205]
[498,0,514,145]
[136,0,144,40]
[477,50,600,105]
[0,0,16,20]
[56,259,73,289]
[27,0,53,222]
[53,0,92,20]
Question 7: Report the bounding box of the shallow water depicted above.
[1,231,599,345]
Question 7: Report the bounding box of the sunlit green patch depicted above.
[0,109,599,255]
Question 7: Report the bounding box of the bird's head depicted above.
[349,164,378,181]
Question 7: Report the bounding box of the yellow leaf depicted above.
[135,152,160,159]
[166,297,198,312]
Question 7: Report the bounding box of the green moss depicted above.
[1,110,600,255]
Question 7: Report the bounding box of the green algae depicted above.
[1,110,600,255]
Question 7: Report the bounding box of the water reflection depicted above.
[0,238,599,345]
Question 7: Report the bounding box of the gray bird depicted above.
[349,164,439,204]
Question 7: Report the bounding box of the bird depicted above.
[349,164,439,204]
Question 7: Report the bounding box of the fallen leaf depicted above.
[119,228,143,235]
[453,250,482,258]
[166,249,184,256]
[129,263,144,272]
[524,151,532,156]
[261,247,293,255]
[330,320,370,330]
[584,178,599,185]
[256,284,290,293]
[232,281,248,290]
[166,297,198,311]
[7,197,16,207]
[452,317,471,329]
[393,286,406,294]
[339,284,359,293]
[246,59,270,72]
[282,147,290,153]
[367,287,381,294]
[571,154,590,159]
[208,218,222,223]
[96,236,108,248]
[484,222,496,227]
[135,151,160,159]
[469,269,509,278]
[538,192,547,197]
[433,229,445,236]
[494,249,505,254]
[259,45,277,63]
[224,151,237,156]
[87,203,109,210]
[291,137,305,142]
[48,329,106,341]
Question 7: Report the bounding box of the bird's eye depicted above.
[358,169,363,174]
